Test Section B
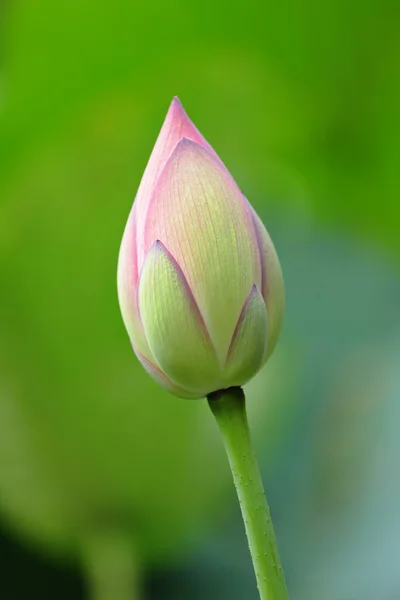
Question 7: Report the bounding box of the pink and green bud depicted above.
[117,97,284,399]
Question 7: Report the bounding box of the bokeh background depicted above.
[1,0,400,598]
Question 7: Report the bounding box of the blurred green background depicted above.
[0,0,400,598]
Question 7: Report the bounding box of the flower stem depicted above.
[82,529,142,600]
[208,386,289,600]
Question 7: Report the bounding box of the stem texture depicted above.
[208,387,289,600]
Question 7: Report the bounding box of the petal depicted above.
[135,97,220,267]
[138,240,221,397]
[134,348,201,399]
[252,210,285,361]
[144,138,261,363]
[223,285,268,387]
[117,204,152,360]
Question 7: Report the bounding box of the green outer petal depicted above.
[252,210,285,362]
[144,139,261,363]
[134,348,201,399]
[223,285,268,387]
[138,240,221,397]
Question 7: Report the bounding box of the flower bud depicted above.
[117,97,284,398]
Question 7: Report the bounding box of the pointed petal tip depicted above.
[228,284,264,355]
[223,283,268,387]
[146,240,187,290]
[170,136,217,162]
[152,136,213,181]
[249,284,266,306]
[150,240,178,266]
[175,136,201,149]
[160,98,222,166]
[148,239,169,255]
[167,96,189,122]
[250,283,259,294]
[171,95,183,106]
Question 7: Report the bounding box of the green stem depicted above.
[208,387,289,600]
[82,530,142,600]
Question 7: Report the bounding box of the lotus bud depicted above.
[117,97,284,399]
